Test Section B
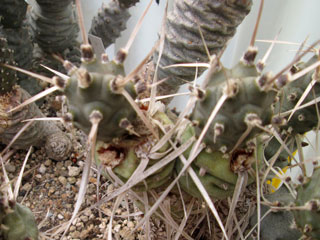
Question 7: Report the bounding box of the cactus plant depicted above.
[0,29,71,161]
[0,200,39,240]
[154,0,252,94]
[0,0,319,239]
[0,153,39,240]
[89,0,131,49]
[293,167,320,239]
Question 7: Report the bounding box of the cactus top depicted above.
[63,45,138,142]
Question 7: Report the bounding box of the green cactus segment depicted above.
[274,55,320,136]
[1,202,39,240]
[293,168,320,238]
[175,157,235,199]
[89,1,131,49]
[0,38,17,95]
[95,141,175,192]
[64,53,137,142]
[28,0,78,52]
[0,0,27,28]
[113,147,175,192]
[248,186,302,240]
[175,123,243,199]
[192,62,276,152]
[263,137,296,171]
[95,110,176,191]
[155,0,252,91]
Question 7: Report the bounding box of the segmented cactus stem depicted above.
[28,0,79,53]
[0,0,27,28]
[89,1,131,49]
[0,87,72,161]
[154,0,252,93]
[0,37,17,95]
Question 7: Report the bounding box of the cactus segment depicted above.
[0,37,17,95]
[0,201,39,240]
[175,158,235,199]
[0,87,72,161]
[28,0,79,52]
[192,62,276,153]
[89,1,131,49]
[0,27,33,75]
[0,0,27,28]
[118,0,140,8]
[112,146,175,192]
[274,55,320,136]
[0,2,41,96]
[34,0,73,12]
[248,186,302,240]
[95,110,176,191]
[293,168,320,238]
[154,0,252,92]
[175,122,250,199]
[0,27,38,95]
[64,46,137,142]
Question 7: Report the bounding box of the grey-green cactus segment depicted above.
[0,201,39,240]
[154,0,252,92]
[89,1,131,49]
[35,0,73,12]
[191,62,276,152]
[248,186,302,240]
[293,167,320,239]
[0,37,17,95]
[0,87,72,161]
[0,26,38,96]
[95,111,176,191]
[274,55,320,136]
[0,0,27,28]
[118,0,140,8]
[0,27,33,73]
[28,0,79,52]
[263,136,296,170]
[111,147,175,191]
[174,122,244,199]
[64,52,137,142]
[175,155,236,199]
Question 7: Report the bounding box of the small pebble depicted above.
[5,163,16,173]
[56,162,64,170]
[68,166,81,177]
[127,221,135,229]
[70,231,80,238]
[35,174,42,179]
[58,214,64,220]
[114,224,121,233]
[80,215,89,222]
[21,183,32,192]
[68,177,77,184]
[38,164,46,174]
[44,159,52,166]
[64,160,73,168]
[58,176,67,185]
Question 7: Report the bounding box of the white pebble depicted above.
[68,166,81,177]
[58,176,67,185]
[39,164,46,174]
